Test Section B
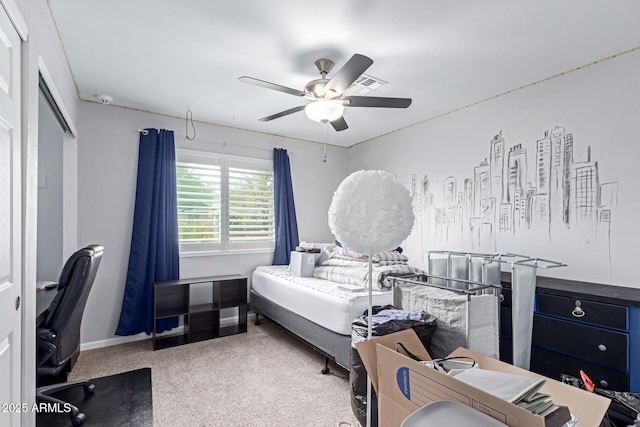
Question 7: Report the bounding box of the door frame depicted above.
[1,2,78,426]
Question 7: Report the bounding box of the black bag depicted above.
[594,389,640,426]
[349,305,437,427]
[561,373,639,427]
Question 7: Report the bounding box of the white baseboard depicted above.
[80,313,256,351]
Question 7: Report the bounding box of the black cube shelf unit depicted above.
[153,275,248,350]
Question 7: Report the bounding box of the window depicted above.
[176,149,274,253]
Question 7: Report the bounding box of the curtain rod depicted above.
[134,129,287,154]
[136,128,158,135]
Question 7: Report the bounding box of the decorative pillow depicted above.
[298,242,337,265]
[373,251,409,263]
[332,246,367,260]
[317,247,334,265]
[298,241,335,251]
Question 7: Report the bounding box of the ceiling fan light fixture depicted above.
[304,99,344,123]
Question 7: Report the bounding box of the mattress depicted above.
[251,265,393,335]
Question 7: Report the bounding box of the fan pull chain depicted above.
[185,109,197,141]
[323,122,327,163]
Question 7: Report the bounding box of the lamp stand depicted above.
[366,253,373,427]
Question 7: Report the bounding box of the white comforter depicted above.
[312,251,422,290]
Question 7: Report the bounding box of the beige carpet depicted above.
[69,319,362,427]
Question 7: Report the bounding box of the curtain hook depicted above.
[185,109,196,141]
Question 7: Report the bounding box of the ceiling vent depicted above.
[347,73,387,95]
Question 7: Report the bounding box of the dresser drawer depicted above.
[537,293,628,330]
[530,345,629,391]
[533,315,628,370]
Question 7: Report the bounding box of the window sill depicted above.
[179,248,275,258]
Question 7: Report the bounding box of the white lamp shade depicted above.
[328,170,414,255]
[304,100,344,123]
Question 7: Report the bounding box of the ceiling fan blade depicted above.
[323,54,373,98]
[258,105,306,122]
[330,116,348,132]
[343,96,412,108]
[239,76,306,97]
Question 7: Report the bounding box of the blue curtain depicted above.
[272,148,299,265]
[116,129,180,335]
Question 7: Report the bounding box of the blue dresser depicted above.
[499,274,640,393]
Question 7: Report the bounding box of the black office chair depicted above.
[36,245,104,427]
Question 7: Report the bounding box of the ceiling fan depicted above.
[238,54,412,132]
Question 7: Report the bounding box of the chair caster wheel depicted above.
[71,412,86,426]
[84,383,95,394]
[321,367,330,375]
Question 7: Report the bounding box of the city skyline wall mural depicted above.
[409,125,618,278]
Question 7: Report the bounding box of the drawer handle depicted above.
[572,307,585,317]
[599,380,609,388]
[598,344,607,352]
[499,294,504,302]
[572,300,585,318]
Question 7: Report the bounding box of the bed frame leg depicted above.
[321,356,330,375]
[254,312,261,326]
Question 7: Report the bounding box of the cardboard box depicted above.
[355,329,610,427]
[289,251,317,277]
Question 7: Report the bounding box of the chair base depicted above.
[36,380,95,426]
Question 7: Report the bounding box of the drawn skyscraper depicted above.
[444,176,457,205]
[536,133,552,194]
[422,174,432,208]
[490,131,506,203]
[535,132,552,226]
[473,159,490,216]
[507,144,527,202]
[563,133,574,226]
[508,144,527,229]
[463,178,473,218]
[549,126,566,228]
[421,174,435,243]
[571,146,599,225]
[599,182,618,223]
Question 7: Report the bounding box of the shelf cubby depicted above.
[153,275,247,350]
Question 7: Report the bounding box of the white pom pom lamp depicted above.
[328,170,414,427]
[329,170,414,255]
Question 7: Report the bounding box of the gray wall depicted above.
[347,49,640,287]
[76,102,351,347]
[36,94,65,280]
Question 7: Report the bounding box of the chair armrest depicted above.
[37,281,59,291]
[37,328,57,367]
[37,327,56,341]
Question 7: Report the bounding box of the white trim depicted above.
[37,56,77,136]
[179,247,274,258]
[176,147,273,166]
[79,314,255,351]
[80,330,156,351]
[0,0,27,41]
[61,132,78,257]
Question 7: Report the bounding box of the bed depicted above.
[250,248,421,372]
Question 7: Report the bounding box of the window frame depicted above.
[175,148,275,256]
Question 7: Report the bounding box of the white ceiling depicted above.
[48,1,640,147]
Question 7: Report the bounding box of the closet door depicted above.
[0,5,23,426]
